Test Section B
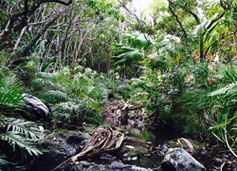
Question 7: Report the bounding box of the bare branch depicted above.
[19,10,64,58]
[43,0,73,6]
[168,1,188,41]
[0,0,73,50]
[117,0,152,44]
[13,26,27,53]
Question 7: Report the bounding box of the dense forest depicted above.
[0,0,236,170]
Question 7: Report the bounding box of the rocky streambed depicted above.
[26,99,236,171]
[29,123,237,171]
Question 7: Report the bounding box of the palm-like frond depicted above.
[208,83,236,96]
[0,132,42,156]
[2,117,41,140]
[0,76,23,106]
[0,88,24,105]
[0,154,10,166]
[39,90,67,104]
[0,117,43,156]
[112,46,142,67]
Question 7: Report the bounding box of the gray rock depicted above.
[31,130,87,171]
[161,148,206,171]
[31,129,153,171]
[60,161,153,171]
[23,93,51,118]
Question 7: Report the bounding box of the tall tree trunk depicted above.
[200,34,204,60]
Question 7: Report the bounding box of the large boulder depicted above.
[23,93,51,119]
[31,130,88,171]
[161,148,206,171]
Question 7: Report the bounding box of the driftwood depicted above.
[51,126,125,171]
[102,100,145,128]
[71,126,124,162]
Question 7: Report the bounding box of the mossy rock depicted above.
[168,138,205,152]
[118,137,149,157]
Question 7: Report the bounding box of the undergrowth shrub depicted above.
[30,66,133,126]
[51,100,103,125]
[129,57,236,155]
[0,76,43,170]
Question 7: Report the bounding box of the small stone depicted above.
[39,126,44,133]
[125,145,135,149]
[144,153,151,157]
[100,154,116,161]
[201,150,208,155]
[123,153,128,157]
[132,156,138,161]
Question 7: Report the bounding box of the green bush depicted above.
[0,78,43,170]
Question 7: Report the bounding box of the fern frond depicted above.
[35,72,55,80]
[2,118,41,140]
[0,132,42,156]
[208,83,236,96]
[39,90,67,103]
[0,117,43,156]
[0,87,23,105]
[0,153,10,166]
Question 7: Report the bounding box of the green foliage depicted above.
[0,0,236,160]
[0,79,43,170]
[0,9,10,30]
[112,33,153,76]
[39,90,67,104]
[137,130,155,142]
[193,62,209,85]
[51,100,103,125]
[30,66,134,125]
[112,45,142,73]
[208,68,237,157]
[0,116,43,156]
[0,76,26,117]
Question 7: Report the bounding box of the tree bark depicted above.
[0,0,72,51]
[19,10,64,58]
[168,1,188,42]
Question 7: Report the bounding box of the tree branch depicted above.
[204,29,237,58]
[206,0,233,30]
[188,10,200,24]
[0,0,73,50]
[117,0,152,44]
[168,1,188,41]
[43,0,73,6]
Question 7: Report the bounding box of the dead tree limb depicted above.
[9,10,64,68]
